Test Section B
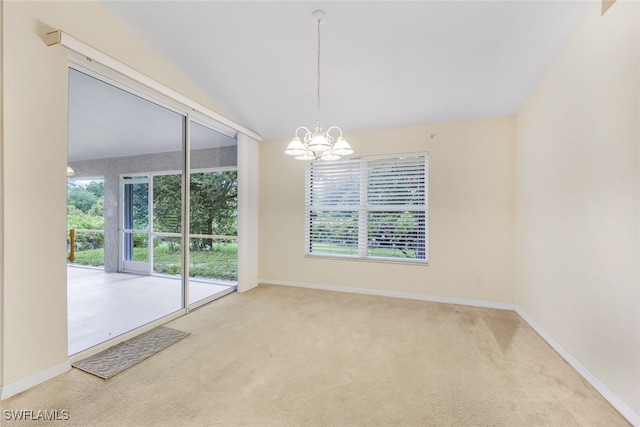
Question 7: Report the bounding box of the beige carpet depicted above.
[0,284,629,426]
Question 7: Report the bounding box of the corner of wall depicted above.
[515,306,640,425]
[0,361,70,401]
[514,0,640,420]
[0,0,5,389]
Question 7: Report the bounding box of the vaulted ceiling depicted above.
[101,1,593,141]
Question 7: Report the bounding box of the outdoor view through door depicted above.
[67,67,239,355]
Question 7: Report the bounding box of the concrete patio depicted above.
[67,266,234,355]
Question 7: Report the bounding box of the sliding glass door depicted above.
[68,65,238,354]
[68,66,188,354]
[188,122,238,307]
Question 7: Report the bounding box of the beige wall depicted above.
[515,1,639,415]
[0,0,227,388]
[260,117,516,303]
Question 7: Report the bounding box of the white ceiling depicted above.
[99,0,594,141]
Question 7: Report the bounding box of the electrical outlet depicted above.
[475,276,481,285]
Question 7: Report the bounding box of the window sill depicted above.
[304,253,429,266]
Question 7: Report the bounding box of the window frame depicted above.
[305,152,429,265]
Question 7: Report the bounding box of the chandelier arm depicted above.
[293,126,312,144]
[325,126,343,137]
[295,126,311,136]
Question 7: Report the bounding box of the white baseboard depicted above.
[259,278,516,311]
[1,360,71,400]
[515,307,640,426]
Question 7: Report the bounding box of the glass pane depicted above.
[189,238,237,281]
[308,210,359,256]
[67,178,105,267]
[153,236,182,275]
[124,182,149,230]
[153,174,182,233]
[307,161,360,206]
[67,68,186,356]
[68,231,105,267]
[367,210,426,259]
[368,157,426,206]
[189,171,237,236]
[123,232,149,262]
[188,121,238,305]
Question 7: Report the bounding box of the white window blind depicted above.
[305,154,428,262]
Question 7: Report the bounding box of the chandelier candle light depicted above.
[285,10,353,161]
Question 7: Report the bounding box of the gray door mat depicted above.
[72,326,189,379]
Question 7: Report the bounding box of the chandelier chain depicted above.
[316,16,321,130]
[284,10,353,161]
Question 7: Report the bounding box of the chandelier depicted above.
[285,10,353,161]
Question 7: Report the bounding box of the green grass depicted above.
[69,241,238,280]
[71,248,105,266]
[154,242,238,280]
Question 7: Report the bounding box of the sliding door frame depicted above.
[50,27,259,292]
[68,58,249,324]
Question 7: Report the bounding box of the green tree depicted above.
[86,180,104,199]
[131,183,149,229]
[153,174,182,233]
[67,179,106,256]
[67,183,98,212]
[88,197,104,217]
[153,171,238,250]
[189,171,237,238]
[67,204,104,251]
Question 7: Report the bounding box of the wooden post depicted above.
[69,229,75,262]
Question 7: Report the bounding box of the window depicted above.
[305,153,428,263]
